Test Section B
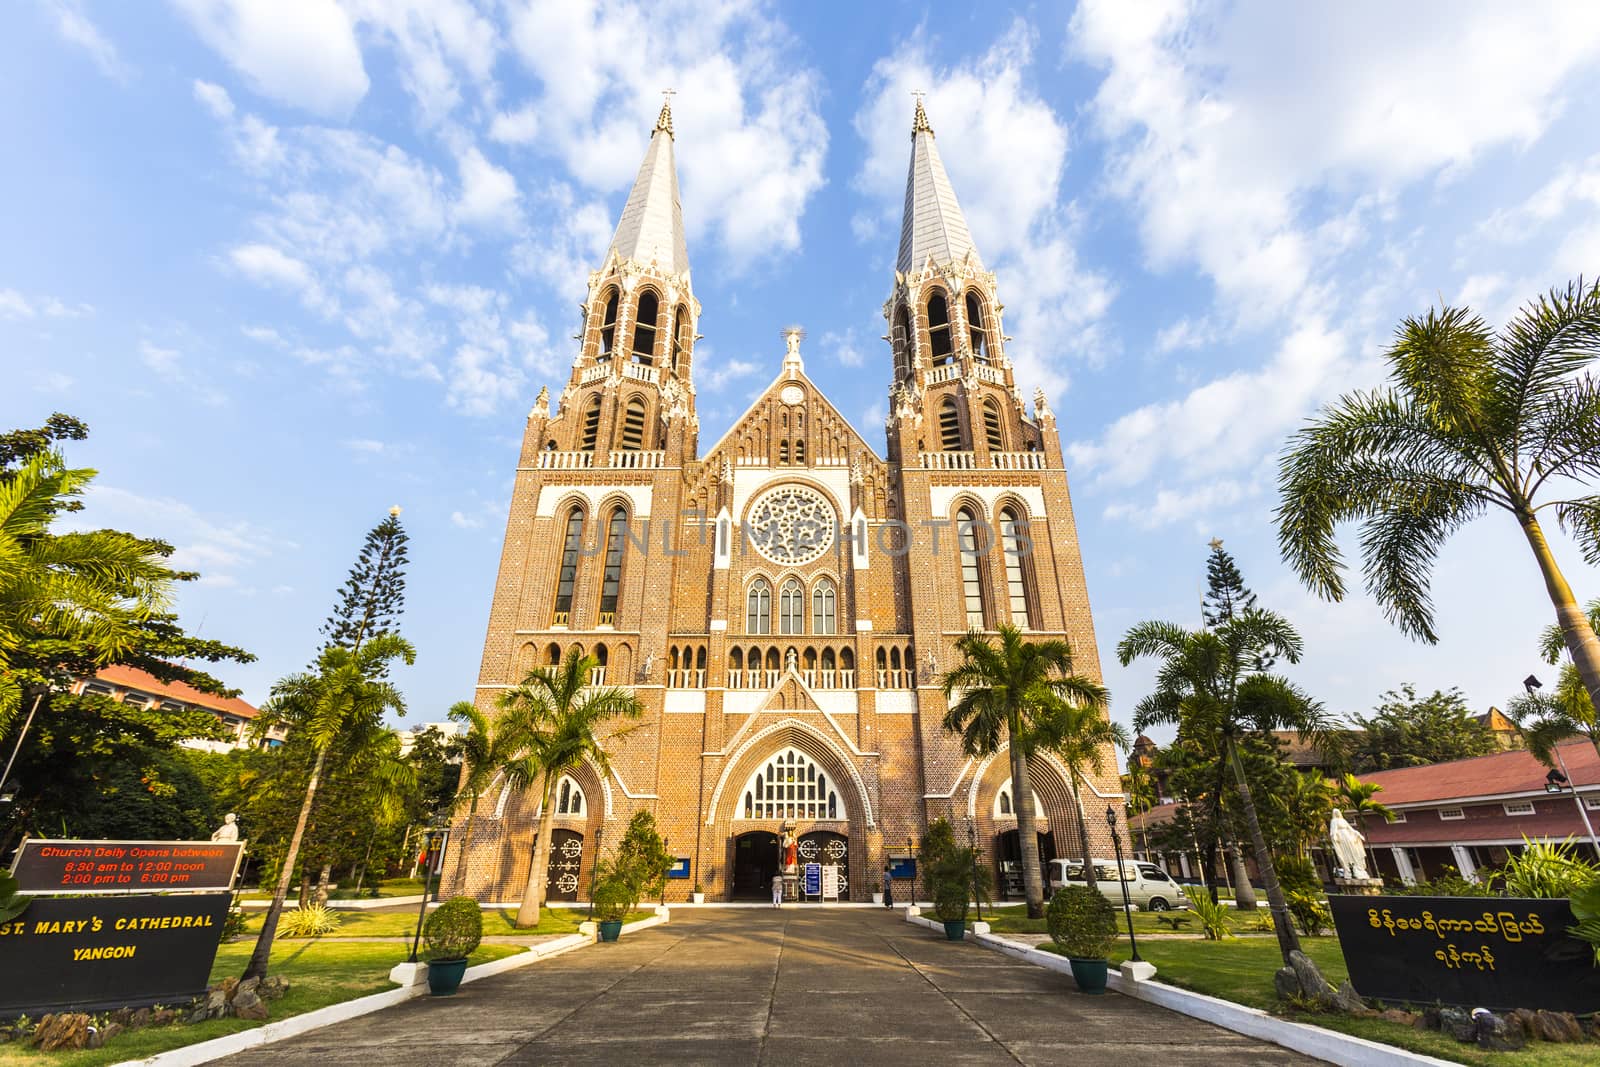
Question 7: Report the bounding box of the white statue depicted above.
[1328,808,1369,880]
[212,813,239,843]
[785,647,798,672]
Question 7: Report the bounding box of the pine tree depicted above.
[320,508,410,656]
[1202,538,1258,627]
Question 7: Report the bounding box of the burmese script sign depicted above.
[1328,895,1600,1013]
[11,838,245,894]
[0,892,231,1014]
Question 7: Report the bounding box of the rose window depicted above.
[746,485,835,566]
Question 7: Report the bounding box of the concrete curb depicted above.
[905,912,1448,1067]
[122,912,670,1066]
[240,896,424,911]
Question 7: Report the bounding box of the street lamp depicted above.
[587,823,606,922]
[1105,804,1142,963]
[965,818,982,922]
[1525,674,1600,857]
[408,819,448,963]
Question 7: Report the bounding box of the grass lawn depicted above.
[240,877,434,903]
[1030,935,1596,1066]
[238,905,656,939]
[0,939,522,1067]
[980,903,1272,938]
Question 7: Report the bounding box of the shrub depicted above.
[1046,885,1117,959]
[1396,865,1496,897]
[1184,887,1232,940]
[1569,881,1600,964]
[591,869,633,923]
[1499,838,1598,899]
[1274,855,1320,895]
[423,897,483,961]
[614,811,672,905]
[280,903,342,938]
[1286,890,1330,936]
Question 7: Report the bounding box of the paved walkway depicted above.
[216,909,1321,1066]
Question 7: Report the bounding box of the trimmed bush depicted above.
[280,903,342,938]
[1286,890,1330,936]
[423,896,483,961]
[1046,885,1117,960]
[591,870,633,923]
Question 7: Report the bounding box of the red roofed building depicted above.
[71,664,285,752]
[1360,740,1599,884]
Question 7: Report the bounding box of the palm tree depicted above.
[1278,279,1600,722]
[446,699,508,892]
[1033,698,1128,893]
[1276,770,1337,858]
[940,625,1108,919]
[498,648,642,928]
[241,633,414,982]
[1118,609,1331,964]
[0,451,172,728]
[1336,773,1394,879]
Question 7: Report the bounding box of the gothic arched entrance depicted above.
[545,829,584,901]
[996,829,1056,902]
[732,831,780,900]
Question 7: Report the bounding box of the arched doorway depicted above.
[996,829,1056,902]
[732,830,780,899]
[546,829,584,901]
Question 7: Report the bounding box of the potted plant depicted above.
[932,881,970,940]
[422,897,483,995]
[870,881,883,906]
[691,882,705,905]
[592,868,632,942]
[1047,885,1117,994]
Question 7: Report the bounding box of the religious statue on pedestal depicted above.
[1328,808,1370,880]
[211,813,239,843]
[780,826,798,872]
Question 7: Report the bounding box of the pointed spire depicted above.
[897,99,982,275]
[608,101,689,276]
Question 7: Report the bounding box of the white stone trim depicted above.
[929,484,1046,521]
[536,483,653,519]
[876,692,917,715]
[854,619,873,631]
[664,690,707,714]
[922,757,975,799]
[706,717,875,828]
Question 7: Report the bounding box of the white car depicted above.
[1048,858,1188,912]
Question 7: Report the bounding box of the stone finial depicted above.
[531,386,550,420]
[655,90,675,138]
[912,96,934,138]
[1033,388,1054,424]
[721,456,733,483]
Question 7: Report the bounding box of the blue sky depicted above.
[6,1,1600,751]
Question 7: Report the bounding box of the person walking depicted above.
[883,865,894,908]
[771,872,783,908]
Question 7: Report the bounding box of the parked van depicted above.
[1047,858,1187,912]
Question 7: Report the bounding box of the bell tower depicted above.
[525,98,701,470]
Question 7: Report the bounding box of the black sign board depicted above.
[0,892,230,1015]
[1328,894,1600,1013]
[11,838,245,894]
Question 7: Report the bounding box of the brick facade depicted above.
[442,103,1123,903]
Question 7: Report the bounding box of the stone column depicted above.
[1450,844,1477,882]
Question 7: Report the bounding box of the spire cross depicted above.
[655,89,676,137]
[910,90,933,137]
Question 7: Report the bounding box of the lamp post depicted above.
[1525,674,1600,858]
[661,837,670,908]
[907,835,916,905]
[1105,805,1142,963]
[965,818,982,922]
[408,822,446,963]
[587,823,605,922]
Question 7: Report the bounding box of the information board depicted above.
[0,892,231,1015]
[821,865,840,901]
[1328,894,1600,1013]
[667,857,691,880]
[888,857,916,880]
[803,863,821,897]
[11,839,245,894]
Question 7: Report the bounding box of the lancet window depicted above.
[552,508,584,625]
[739,748,842,820]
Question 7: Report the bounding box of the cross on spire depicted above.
[655,88,676,138]
[911,90,933,137]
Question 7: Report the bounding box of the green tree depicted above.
[1348,685,1496,771]
[613,810,672,906]
[1507,598,1600,765]
[1273,770,1335,858]
[1033,700,1128,893]
[320,510,409,658]
[1202,539,1258,628]
[1119,608,1331,965]
[447,700,511,890]
[1336,773,1394,879]
[939,625,1108,919]
[241,633,414,981]
[1278,279,1600,724]
[497,648,643,927]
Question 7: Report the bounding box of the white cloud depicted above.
[1154,317,1216,354]
[1103,479,1253,531]
[852,21,1115,394]
[342,438,387,454]
[503,0,827,264]
[344,0,498,125]
[0,289,34,319]
[62,484,286,586]
[139,341,183,375]
[820,328,864,368]
[228,243,319,297]
[697,346,760,392]
[489,106,539,145]
[172,0,370,118]
[454,145,521,228]
[47,1,128,81]
[192,79,234,120]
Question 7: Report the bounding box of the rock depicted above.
[1273,966,1300,1001]
[1474,1011,1525,1052]
[109,1008,133,1027]
[129,1007,152,1030]
[1507,1008,1538,1037]
[1439,1007,1476,1042]
[1288,950,1338,1005]
[260,975,290,1001]
[236,976,261,999]
[33,1013,92,1052]
[1377,1008,1416,1026]
[99,1023,124,1045]
[1330,980,1367,1014]
[151,1009,178,1027]
[1415,1006,1441,1031]
[1532,1010,1584,1043]
[221,976,239,999]
[206,987,229,1019]
[230,989,269,1021]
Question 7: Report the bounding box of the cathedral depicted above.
[444,99,1121,905]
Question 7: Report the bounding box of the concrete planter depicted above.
[1067,957,1109,994]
